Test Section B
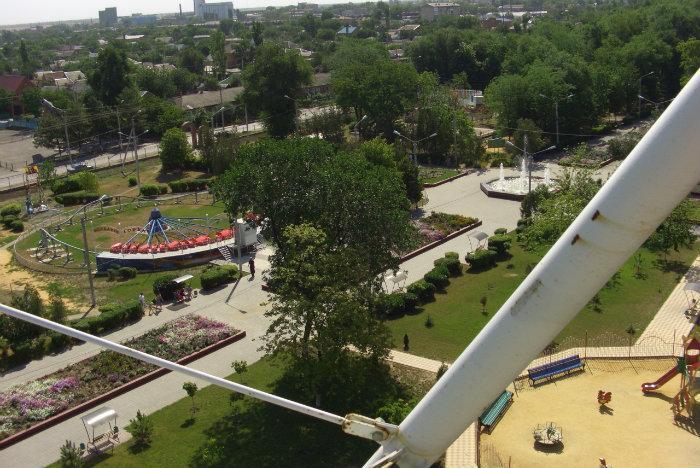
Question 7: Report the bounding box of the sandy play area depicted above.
[480,359,699,468]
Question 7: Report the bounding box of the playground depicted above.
[481,358,700,467]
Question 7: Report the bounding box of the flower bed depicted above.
[414,213,478,245]
[0,315,237,440]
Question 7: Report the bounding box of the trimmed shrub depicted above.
[488,234,511,257]
[424,267,450,290]
[1,214,17,228]
[51,176,82,195]
[407,279,436,303]
[494,228,508,235]
[444,251,459,260]
[465,249,497,270]
[375,292,417,318]
[72,300,143,334]
[0,204,21,217]
[168,178,212,193]
[128,177,137,187]
[118,267,137,280]
[434,257,462,277]
[54,191,100,206]
[140,184,168,196]
[153,274,179,300]
[200,265,238,290]
[9,219,24,232]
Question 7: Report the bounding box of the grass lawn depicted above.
[387,240,698,362]
[51,357,424,468]
[418,166,460,185]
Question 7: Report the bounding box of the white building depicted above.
[194,0,235,20]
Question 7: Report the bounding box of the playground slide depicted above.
[641,367,679,393]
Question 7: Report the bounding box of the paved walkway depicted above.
[636,254,700,344]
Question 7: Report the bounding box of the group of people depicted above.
[175,285,194,303]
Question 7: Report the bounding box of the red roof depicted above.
[0,75,32,94]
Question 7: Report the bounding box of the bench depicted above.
[479,390,513,433]
[528,354,585,385]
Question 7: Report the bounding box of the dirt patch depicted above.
[0,248,82,309]
[481,359,699,467]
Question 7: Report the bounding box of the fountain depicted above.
[480,159,555,201]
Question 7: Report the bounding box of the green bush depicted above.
[494,228,508,235]
[465,249,497,270]
[0,204,21,217]
[72,300,143,334]
[200,265,238,290]
[128,177,137,187]
[167,178,212,193]
[127,410,154,449]
[424,267,450,291]
[375,292,417,318]
[444,251,459,260]
[51,172,99,195]
[140,184,168,196]
[118,267,137,280]
[153,274,179,300]
[9,219,24,232]
[434,257,462,277]
[54,191,100,206]
[488,234,511,257]
[1,214,17,228]
[407,279,436,303]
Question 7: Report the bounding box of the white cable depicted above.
[0,303,345,426]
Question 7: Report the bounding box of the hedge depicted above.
[407,279,436,303]
[128,177,138,187]
[424,267,450,291]
[465,249,497,270]
[0,204,21,217]
[51,176,82,195]
[488,234,511,257]
[140,184,168,196]
[200,265,239,290]
[444,251,459,260]
[375,292,417,319]
[72,300,143,335]
[54,191,100,206]
[434,257,462,277]
[1,214,17,228]
[494,228,508,235]
[118,266,138,280]
[168,178,212,193]
[153,274,179,300]
[9,219,24,232]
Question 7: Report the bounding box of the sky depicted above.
[1,0,369,26]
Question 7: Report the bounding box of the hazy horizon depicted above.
[1,0,379,26]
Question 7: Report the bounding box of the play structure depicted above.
[95,208,258,272]
[641,336,699,394]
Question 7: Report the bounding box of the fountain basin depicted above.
[480,176,551,201]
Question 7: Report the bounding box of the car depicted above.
[67,163,94,174]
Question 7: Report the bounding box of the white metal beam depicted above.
[366,69,700,467]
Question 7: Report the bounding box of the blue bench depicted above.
[479,390,513,433]
[528,354,585,385]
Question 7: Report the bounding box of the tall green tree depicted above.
[159,128,192,171]
[644,200,696,256]
[88,45,131,106]
[252,22,264,47]
[210,30,226,79]
[242,43,312,138]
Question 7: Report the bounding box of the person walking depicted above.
[138,292,147,314]
[403,334,410,351]
[248,257,256,280]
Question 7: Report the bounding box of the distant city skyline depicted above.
[1,0,378,26]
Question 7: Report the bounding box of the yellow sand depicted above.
[481,359,699,468]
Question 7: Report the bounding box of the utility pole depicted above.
[524,134,531,193]
[80,217,96,307]
[63,113,72,165]
[130,115,141,193]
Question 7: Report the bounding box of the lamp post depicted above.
[638,71,654,118]
[212,106,226,130]
[539,93,574,146]
[506,137,556,193]
[638,94,673,114]
[42,99,72,164]
[393,130,438,165]
[352,115,368,141]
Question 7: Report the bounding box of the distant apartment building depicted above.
[420,3,459,22]
[98,7,118,27]
[193,0,235,20]
[129,14,157,26]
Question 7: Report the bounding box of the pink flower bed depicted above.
[0,315,237,439]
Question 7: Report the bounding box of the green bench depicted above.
[479,390,514,433]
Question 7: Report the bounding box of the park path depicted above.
[636,254,700,344]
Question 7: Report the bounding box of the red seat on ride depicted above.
[195,235,210,246]
[138,244,150,254]
[110,243,122,254]
[167,241,180,251]
[130,244,140,254]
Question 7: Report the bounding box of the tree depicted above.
[252,22,264,47]
[262,224,392,406]
[47,295,68,324]
[376,398,418,425]
[59,440,84,468]
[231,360,248,384]
[357,138,422,204]
[21,87,41,115]
[210,30,226,79]
[213,138,414,275]
[242,43,312,138]
[88,45,131,105]
[159,128,191,171]
[37,159,56,202]
[677,38,700,86]
[644,200,695,257]
[300,108,346,143]
[182,382,198,414]
[180,48,205,74]
[219,18,235,36]
[126,410,154,449]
